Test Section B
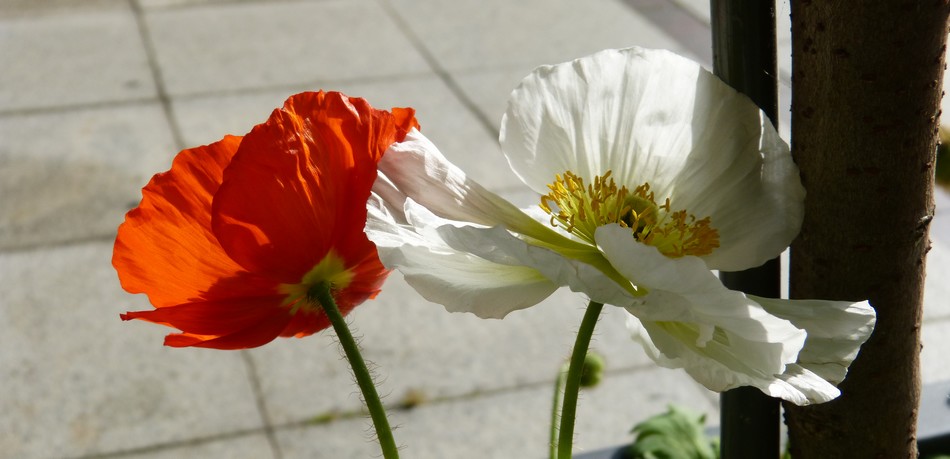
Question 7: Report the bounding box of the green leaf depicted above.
[626,405,718,459]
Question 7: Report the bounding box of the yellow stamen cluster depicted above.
[540,170,719,258]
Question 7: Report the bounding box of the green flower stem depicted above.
[310,283,399,459]
[550,362,569,459]
[557,301,604,459]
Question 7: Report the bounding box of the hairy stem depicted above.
[310,283,399,459]
[557,301,604,459]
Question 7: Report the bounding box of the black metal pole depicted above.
[710,1,782,458]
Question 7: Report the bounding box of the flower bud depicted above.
[579,351,606,388]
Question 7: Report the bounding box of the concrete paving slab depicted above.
[618,0,712,65]
[0,103,177,250]
[137,0,377,8]
[937,186,949,212]
[274,367,717,459]
[109,433,276,459]
[144,0,431,97]
[924,239,950,321]
[0,0,128,18]
[247,272,656,425]
[171,90,298,147]
[0,242,264,459]
[452,68,541,135]
[137,0,270,10]
[386,0,690,75]
[922,318,950,384]
[670,0,709,24]
[936,188,949,266]
[0,8,156,112]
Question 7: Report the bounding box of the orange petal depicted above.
[391,106,421,141]
[120,295,287,336]
[332,239,389,310]
[162,311,295,350]
[113,136,279,308]
[116,92,418,349]
[278,309,326,339]
[211,91,413,283]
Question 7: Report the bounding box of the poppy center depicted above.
[278,251,354,312]
[539,170,719,258]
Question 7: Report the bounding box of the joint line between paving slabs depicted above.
[66,428,266,459]
[240,351,285,459]
[128,0,186,150]
[374,0,500,140]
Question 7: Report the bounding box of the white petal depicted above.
[678,122,804,271]
[366,197,558,319]
[393,247,558,319]
[378,128,625,259]
[371,131,640,316]
[596,224,837,402]
[750,295,875,384]
[377,129,554,241]
[628,314,841,405]
[596,224,805,358]
[602,221,871,405]
[774,364,843,405]
[501,47,703,195]
[436,223,642,308]
[501,47,803,270]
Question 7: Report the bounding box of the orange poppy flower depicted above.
[114,91,418,349]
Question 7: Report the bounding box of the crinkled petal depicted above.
[627,315,841,405]
[163,310,295,350]
[372,129,664,311]
[377,129,584,250]
[121,296,285,336]
[598,223,871,404]
[278,308,327,339]
[113,136,279,307]
[436,221,642,309]
[595,225,805,380]
[212,91,416,283]
[375,129,643,288]
[775,364,846,405]
[366,196,558,318]
[117,92,417,349]
[750,295,875,384]
[596,225,805,356]
[122,296,295,350]
[501,47,804,271]
[675,121,803,271]
[382,246,557,319]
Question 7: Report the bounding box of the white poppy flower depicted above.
[366,47,875,405]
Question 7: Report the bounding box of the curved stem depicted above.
[549,362,569,459]
[557,301,604,459]
[310,283,399,459]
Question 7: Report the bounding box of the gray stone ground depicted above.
[1,1,948,458]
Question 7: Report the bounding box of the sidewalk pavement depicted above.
[1,1,948,458]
